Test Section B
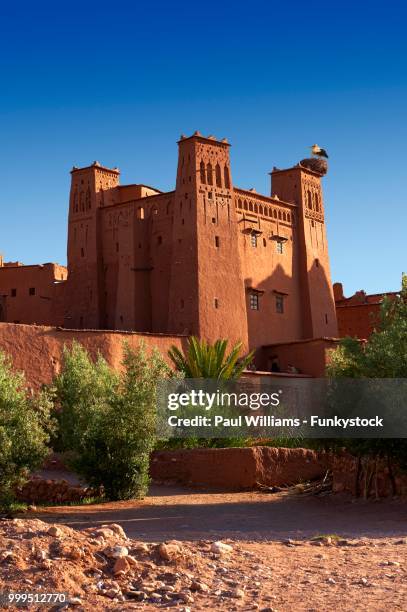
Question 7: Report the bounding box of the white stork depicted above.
[310,144,329,159]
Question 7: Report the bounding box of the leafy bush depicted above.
[168,336,254,379]
[53,341,119,453]
[0,351,53,510]
[54,341,173,500]
[316,274,407,463]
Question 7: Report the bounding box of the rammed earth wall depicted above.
[150,447,331,490]
[0,322,188,388]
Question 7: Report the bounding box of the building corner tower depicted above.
[65,162,120,328]
[271,159,338,339]
[168,132,249,350]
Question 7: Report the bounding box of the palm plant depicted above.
[168,336,254,379]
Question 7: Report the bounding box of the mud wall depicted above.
[0,322,188,388]
[150,446,330,490]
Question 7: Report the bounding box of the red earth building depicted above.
[0,132,388,375]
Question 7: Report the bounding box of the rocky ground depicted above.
[0,518,407,611]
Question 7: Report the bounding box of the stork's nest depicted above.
[300,157,328,175]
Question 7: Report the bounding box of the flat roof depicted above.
[70,163,120,175]
[118,183,162,193]
[177,132,230,147]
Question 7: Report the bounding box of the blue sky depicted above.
[0,0,406,295]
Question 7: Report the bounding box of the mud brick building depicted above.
[334,282,397,339]
[1,131,354,376]
[63,132,337,354]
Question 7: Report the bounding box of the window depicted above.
[207,163,213,185]
[214,298,219,309]
[249,293,259,310]
[180,299,185,309]
[200,160,206,184]
[276,294,284,314]
[315,258,320,267]
[11,289,17,297]
[215,163,222,187]
[157,236,162,245]
[224,165,230,189]
[325,313,328,324]
[251,233,257,248]
[116,242,119,252]
[263,238,267,247]
[212,217,216,224]
[276,241,283,254]
[215,236,220,248]
[29,287,36,296]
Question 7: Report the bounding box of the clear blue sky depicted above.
[1,0,406,295]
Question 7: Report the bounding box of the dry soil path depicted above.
[34,485,407,542]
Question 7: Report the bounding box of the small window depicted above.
[29,287,36,296]
[212,217,216,224]
[224,165,230,189]
[215,163,222,188]
[157,236,162,245]
[214,298,219,309]
[116,242,119,252]
[208,191,213,199]
[315,258,319,267]
[325,313,328,324]
[276,241,283,254]
[81,247,85,257]
[207,163,213,185]
[215,236,220,248]
[200,160,206,184]
[276,294,284,314]
[180,299,185,309]
[249,293,259,310]
[11,289,17,297]
[251,233,258,248]
[263,238,267,247]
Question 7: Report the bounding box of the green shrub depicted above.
[328,274,407,379]
[168,336,254,379]
[0,351,53,510]
[53,341,119,452]
[317,273,407,463]
[54,341,173,500]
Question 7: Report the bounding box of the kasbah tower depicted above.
[64,131,338,364]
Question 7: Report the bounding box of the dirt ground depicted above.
[1,516,407,611]
[35,485,407,541]
[1,487,406,610]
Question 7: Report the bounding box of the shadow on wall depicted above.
[244,256,338,375]
[245,258,337,345]
[0,297,6,322]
